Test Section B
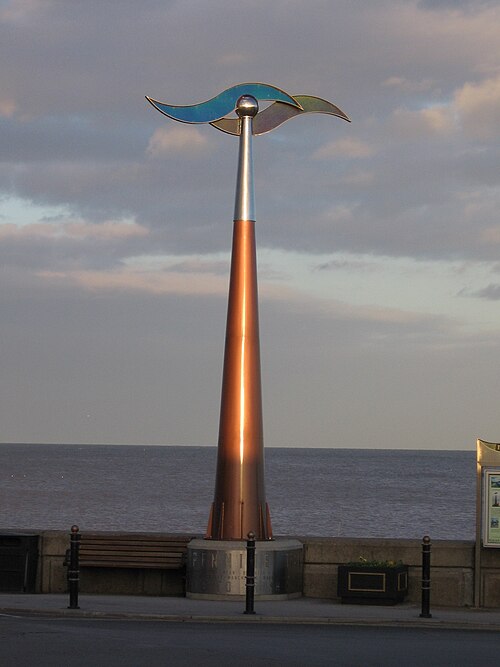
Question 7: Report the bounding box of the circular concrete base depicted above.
[186,538,303,600]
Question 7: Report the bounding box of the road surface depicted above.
[2,616,499,666]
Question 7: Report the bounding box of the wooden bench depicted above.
[78,533,195,571]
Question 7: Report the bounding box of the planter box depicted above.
[337,564,408,605]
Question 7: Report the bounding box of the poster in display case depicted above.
[483,469,500,547]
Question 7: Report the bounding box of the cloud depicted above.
[0,97,16,117]
[471,284,500,300]
[323,204,356,224]
[481,227,500,245]
[215,52,248,66]
[391,105,455,138]
[38,267,229,296]
[314,257,378,273]
[0,0,47,23]
[454,75,500,140]
[146,126,209,158]
[313,137,375,160]
[0,219,148,241]
[418,0,497,11]
[390,73,500,141]
[382,76,437,94]
[36,262,451,339]
[339,170,375,186]
[166,258,228,275]
[412,106,455,134]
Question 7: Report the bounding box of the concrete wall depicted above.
[37,531,187,597]
[478,546,500,608]
[300,537,475,607]
[38,531,68,594]
[22,530,500,607]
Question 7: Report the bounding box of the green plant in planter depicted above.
[346,557,404,568]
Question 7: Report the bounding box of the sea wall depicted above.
[37,531,188,597]
[20,531,500,607]
[301,537,475,607]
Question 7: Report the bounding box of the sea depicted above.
[0,444,476,540]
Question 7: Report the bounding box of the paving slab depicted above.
[1,594,500,630]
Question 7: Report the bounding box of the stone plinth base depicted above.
[186,538,303,600]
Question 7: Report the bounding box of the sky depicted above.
[1,0,499,449]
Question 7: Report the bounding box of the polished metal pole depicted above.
[233,95,256,223]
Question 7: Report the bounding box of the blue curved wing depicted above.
[146,83,301,124]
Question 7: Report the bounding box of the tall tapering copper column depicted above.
[206,95,272,540]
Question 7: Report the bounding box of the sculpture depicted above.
[147,84,349,540]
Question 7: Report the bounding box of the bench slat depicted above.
[80,545,188,551]
[80,546,188,552]
[79,562,185,569]
[80,564,184,570]
[79,536,193,544]
[80,552,184,560]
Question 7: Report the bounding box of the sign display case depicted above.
[482,469,500,547]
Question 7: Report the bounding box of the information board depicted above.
[483,469,500,547]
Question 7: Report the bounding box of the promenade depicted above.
[2,593,500,631]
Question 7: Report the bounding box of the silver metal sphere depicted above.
[235,95,258,118]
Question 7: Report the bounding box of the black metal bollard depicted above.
[420,535,432,618]
[244,531,256,615]
[67,525,80,609]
